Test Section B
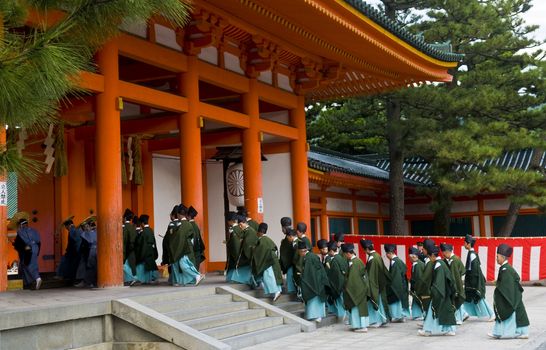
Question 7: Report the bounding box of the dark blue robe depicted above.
[57,225,82,280]
[13,227,41,286]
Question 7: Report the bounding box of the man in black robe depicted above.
[188,206,206,271]
[134,214,159,284]
[408,247,425,320]
[279,219,297,294]
[122,208,138,285]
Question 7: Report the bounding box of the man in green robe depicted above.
[161,206,179,285]
[415,238,436,318]
[122,209,138,285]
[251,223,282,301]
[441,243,468,325]
[418,244,457,336]
[341,243,369,332]
[489,244,530,339]
[325,241,348,319]
[385,244,410,322]
[360,239,390,327]
[408,247,425,320]
[225,211,243,282]
[188,206,206,271]
[463,234,495,320]
[238,206,259,232]
[298,241,329,323]
[232,215,258,286]
[293,222,312,293]
[279,217,296,293]
[134,214,159,284]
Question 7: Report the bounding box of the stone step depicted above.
[130,286,217,304]
[293,312,338,328]
[184,308,266,331]
[143,294,233,313]
[165,301,250,322]
[274,301,305,313]
[222,324,300,349]
[203,316,284,339]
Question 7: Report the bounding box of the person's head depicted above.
[327,241,338,256]
[132,215,140,227]
[422,238,435,256]
[63,215,75,230]
[317,239,328,256]
[360,239,374,254]
[170,205,178,220]
[408,247,420,263]
[496,244,513,265]
[237,206,249,219]
[416,241,424,252]
[286,228,297,242]
[341,243,355,260]
[280,217,292,234]
[226,211,238,226]
[237,214,248,229]
[428,245,440,261]
[123,208,134,222]
[440,243,453,259]
[464,235,476,250]
[139,214,150,226]
[188,206,198,220]
[18,218,28,229]
[296,222,307,237]
[297,240,308,257]
[334,233,345,247]
[177,204,188,219]
[257,222,268,237]
[384,244,396,260]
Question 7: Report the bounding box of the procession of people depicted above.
[10,208,530,340]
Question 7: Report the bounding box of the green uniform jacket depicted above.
[325,253,348,300]
[410,260,425,312]
[251,235,283,285]
[431,259,457,326]
[238,225,258,267]
[190,221,206,270]
[494,263,529,327]
[279,237,295,274]
[387,256,409,309]
[447,255,466,308]
[161,221,176,265]
[226,225,243,270]
[301,252,329,303]
[293,236,312,286]
[344,257,369,316]
[416,259,434,312]
[123,223,137,275]
[366,251,390,316]
[169,220,194,268]
[135,226,158,271]
[465,250,486,303]
[248,219,259,232]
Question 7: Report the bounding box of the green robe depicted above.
[135,226,158,271]
[279,237,295,274]
[168,220,194,267]
[416,259,434,312]
[464,250,486,303]
[247,219,259,232]
[494,263,529,327]
[431,259,457,326]
[226,225,243,270]
[161,221,175,265]
[301,252,329,303]
[190,220,206,270]
[366,251,390,316]
[251,235,283,285]
[292,236,312,286]
[387,256,409,309]
[123,222,137,274]
[325,253,348,300]
[410,260,425,311]
[344,257,369,316]
[447,255,466,309]
[238,225,258,267]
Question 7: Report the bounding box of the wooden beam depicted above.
[256,82,298,109]
[202,130,242,146]
[148,137,178,152]
[121,115,178,135]
[199,102,249,128]
[198,60,250,93]
[258,119,298,140]
[118,81,188,113]
[78,71,105,93]
[117,34,187,72]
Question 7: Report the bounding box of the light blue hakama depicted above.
[305,296,326,320]
[349,306,370,329]
[389,301,410,320]
[422,304,456,335]
[464,299,494,319]
[286,266,296,294]
[328,294,347,318]
[123,260,136,283]
[135,263,159,284]
[261,266,282,295]
[411,301,424,319]
[492,312,529,339]
[171,255,200,285]
[368,295,388,325]
[455,305,468,324]
[228,265,253,286]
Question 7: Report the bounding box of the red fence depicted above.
[344,235,546,282]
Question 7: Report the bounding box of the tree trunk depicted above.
[432,190,452,235]
[387,98,405,235]
[497,147,544,237]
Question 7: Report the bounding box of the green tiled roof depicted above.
[343,0,464,63]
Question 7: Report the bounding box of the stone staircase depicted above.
[129,285,303,349]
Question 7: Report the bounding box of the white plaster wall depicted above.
[154,24,181,51]
[356,201,379,215]
[277,73,293,92]
[484,198,510,211]
[452,200,478,213]
[262,153,293,247]
[224,52,244,75]
[405,203,433,216]
[206,162,228,262]
[198,46,218,65]
[472,216,480,236]
[152,155,182,263]
[260,110,290,125]
[120,21,147,38]
[484,215,492,237]
[327,198,353,212]
[258,71,273,84]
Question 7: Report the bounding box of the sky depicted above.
[365,0,546,52]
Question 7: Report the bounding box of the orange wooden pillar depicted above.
[290,95,311,228]
[95,40,123,288]
[242,78,263,222]
[178,56,204,226]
